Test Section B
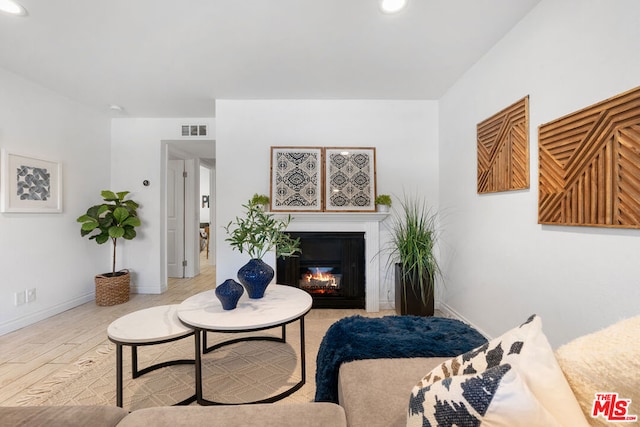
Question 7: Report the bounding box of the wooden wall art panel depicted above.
[538,86,640,228]
[477,96,530,194]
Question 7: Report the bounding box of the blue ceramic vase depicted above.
[237,258,274,299]
[215,279,244,310]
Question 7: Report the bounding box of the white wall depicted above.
[110,118,215,293]
[0,67,111,335]
[215,100,439,307]
[439,0,640,347]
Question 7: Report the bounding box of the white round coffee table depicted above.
[107,304,196,407]
[177,284,312,405]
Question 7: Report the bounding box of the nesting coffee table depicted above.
[177,284,312,405]
[107,304,196,407]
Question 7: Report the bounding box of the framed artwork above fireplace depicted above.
[270,146,323,212]
[270,146,378,212]
[324,147,376,212]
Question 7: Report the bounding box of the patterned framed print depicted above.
[1,149,62,213]
[270,147,323,211]
[324,147,376,212]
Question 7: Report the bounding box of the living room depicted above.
[1,0,639,419]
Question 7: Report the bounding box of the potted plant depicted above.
[251,193,270,211]
[386,195,441,316]
[375,194,392,212]
[225,198,301,298]
[77,190,141,306]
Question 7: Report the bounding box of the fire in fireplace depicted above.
[300,267,342,294]
[277,232,365,308]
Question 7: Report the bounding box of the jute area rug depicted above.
[16,315,340,410]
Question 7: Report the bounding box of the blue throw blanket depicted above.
[314,315,487,403]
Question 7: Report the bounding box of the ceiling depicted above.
[0,0,541,118]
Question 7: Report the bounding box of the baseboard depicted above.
[438,302,492,339]
[131,285,165,294]
[378,299,394,310]
[130,280,166,294]
[0,293,95,336]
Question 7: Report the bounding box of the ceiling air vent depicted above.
[181,124,208,137]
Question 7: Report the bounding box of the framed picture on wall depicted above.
[270,146,323,211]
[0,149,63,213]
[324,147,376,212]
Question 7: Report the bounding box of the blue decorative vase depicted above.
[215,279,244,310]
[237,258,274,299]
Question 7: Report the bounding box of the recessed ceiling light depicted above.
[0,0,28,16]
[379,0,408,14]
[109,104,124,113]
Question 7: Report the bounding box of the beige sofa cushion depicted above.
[116,403,346,427]
[0,405,128,427]
[338,357,449,427]
[555,315,640,427]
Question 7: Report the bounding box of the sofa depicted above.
[1,314,638,426]
[0,403,347,427]
[337,314,640,427]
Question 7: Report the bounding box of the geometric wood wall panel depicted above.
[477,96,530,194]
[538,86,640,228]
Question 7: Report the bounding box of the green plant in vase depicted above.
[250,193,270,210]
[375,194,392,212]
[225,198,301,298]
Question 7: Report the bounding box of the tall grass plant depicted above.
[387,195,441,307]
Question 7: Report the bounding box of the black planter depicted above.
[394,263,434,316]
[237,258,275,299]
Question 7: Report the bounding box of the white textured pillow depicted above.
[411,315,588,427]
[555,315,640,427]
[408,363,562,427]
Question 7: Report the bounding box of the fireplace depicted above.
[277,232,365,308]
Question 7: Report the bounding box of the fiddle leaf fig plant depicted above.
[77,190,141,276]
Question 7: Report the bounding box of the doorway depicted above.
[162,140,215,282]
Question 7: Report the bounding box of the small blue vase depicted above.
[215,279,244,310]
[237,258,274,299]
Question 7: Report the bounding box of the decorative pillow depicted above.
[554,315,640,427]
[410,315,588,427]
[408,363,562,427]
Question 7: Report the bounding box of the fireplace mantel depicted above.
[273,211,389,312]
[274,212,389,223]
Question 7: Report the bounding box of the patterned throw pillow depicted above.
[408,315,588,427]
[408,363,562,427]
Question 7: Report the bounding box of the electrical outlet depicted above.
[26,288,36,303]
[14,291,26,306]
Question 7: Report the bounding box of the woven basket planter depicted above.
[95,270,130,306]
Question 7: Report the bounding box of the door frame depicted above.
[161,140,214,287]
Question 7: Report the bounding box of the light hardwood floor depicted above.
[0,253,218,405]
[0,253,398,406]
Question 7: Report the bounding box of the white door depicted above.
[167,159,185,278]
